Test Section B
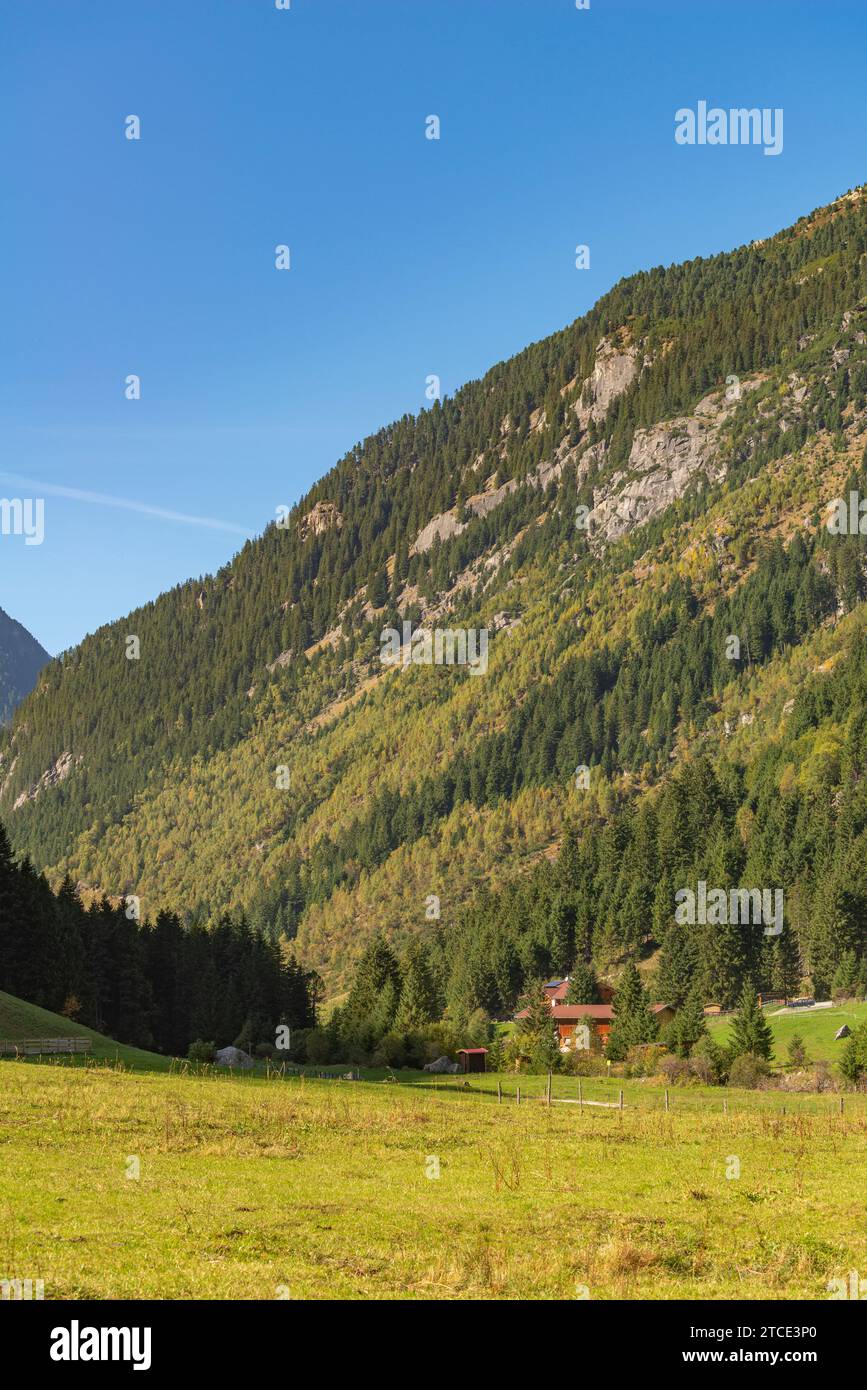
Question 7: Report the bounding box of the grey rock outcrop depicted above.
[574,336,640,429]
[423,1055,460,1074]
[215,1045,254,1070]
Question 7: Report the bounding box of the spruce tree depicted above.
[607,960,658,1060]
[566,959,598,1004]
[671,983,707,1058]
[728,980,774,1061]
[394,940,438,1030]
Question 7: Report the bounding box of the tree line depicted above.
[0,823,318,1056]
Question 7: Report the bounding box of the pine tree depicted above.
[341,933,403,1041]
[728,980,774,1061]
[394,940,438,1030]
[515,984,560,1073]
[566,959,598,1004]
[655,922,696,1009]
[671,983,707,1058]
[607,960,658,1060]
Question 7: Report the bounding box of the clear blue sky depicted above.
[2,0,865,654]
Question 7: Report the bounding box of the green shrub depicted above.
[187,1039,215,1064]
[728,1053,770,1090]
[839,1023,867,1086]
[660,1055,690,1085]
[306,1027,335,1066]
[689,1035,728,1085]
[625,1043,668,1077]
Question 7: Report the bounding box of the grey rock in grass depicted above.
[215,1045,254,1069]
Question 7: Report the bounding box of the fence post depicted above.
[619,1089,624,1111]
[546,1072,552,1107]
[840,1095,844,1116]
[664,1088,669,1113]
[497,1081,502,1104]
[516,1086,521,1106]
[578,1079,583,1111]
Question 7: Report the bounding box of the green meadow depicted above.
[707,1000,867,1063]
[2,1059,866,1302]
[3,990,866,1301]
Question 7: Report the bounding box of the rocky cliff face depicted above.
[574,335,641,429]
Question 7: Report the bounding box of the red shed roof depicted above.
[457,1047,488,1054]
[551,1004,613,1021]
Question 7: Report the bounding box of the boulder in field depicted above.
[215,1045,254,1069]
[834,1024,852,1040]
[424,1055,460,1074]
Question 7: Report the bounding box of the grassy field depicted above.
[3,992,865,1301]
[708,1000,867,1063]
[0,990,173,1071]
[2,1059,866,1301]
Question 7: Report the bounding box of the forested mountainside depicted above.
[0,608,48,725]
[2,185,867,1006]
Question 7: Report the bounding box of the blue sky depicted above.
[2,0,865,654]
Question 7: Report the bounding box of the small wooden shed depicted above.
[457,1047,488,1074]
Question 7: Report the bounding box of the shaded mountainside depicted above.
[0,608,49,725]
[2,185,867,1000]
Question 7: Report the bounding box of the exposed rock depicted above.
[215,1046,254,1070]
[587,415,722,543]
[266,650,292,673]
[411,510,465,555]
[834,1024,852,1040]
[423,1055,460,1074]
[12,750,76,811]
[574,336,640,429]
[584,380,765,545]
[299,501,343,540]
[466,478,518,520]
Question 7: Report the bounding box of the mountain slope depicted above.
[0,608,49,724]
[2,185,867,994]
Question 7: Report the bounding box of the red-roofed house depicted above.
[541,978,615,1006]
[553,1002,674,1050]
[551,1003,613,1048]
[517,989,675,1052]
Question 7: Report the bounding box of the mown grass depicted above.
[1,1062,865,1301]
[708,1000,867,1063]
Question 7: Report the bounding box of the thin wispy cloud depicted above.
[0,472,255,537]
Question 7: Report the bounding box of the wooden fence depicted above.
[0,1037,92,1057]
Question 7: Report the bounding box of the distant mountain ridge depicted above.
[2,184,867,997]
[0,608,49,724]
